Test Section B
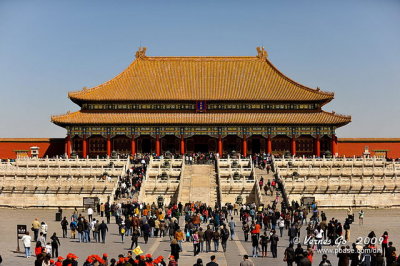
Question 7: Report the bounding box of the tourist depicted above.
[98,220,108,243]
[239,255,254,266]
[319,254,332,266]
[192,230,200,256]
[60,217,68,238]
[381,231,389,257]
[220,225,229,252]
[350,243,359,266]
[32,218,41,241]
[119,221,126,243]
[260,231,269,257]
[284,243,295,266]
[205,226,213,252]
[358,210,364,225]
[41,221,49,240]
[170,239,180,262]
[130,227,140,249]
[205,255,218,266]
[168,255,178,266]
[242,222,250,242]
[193,258,204,266]
[386,242,396,265]
[38,232,46,247]
[270,230,279,258]
[198,227,205,253]
[251,233,259,258]
[228,217,235,240]
[50,232,60,258]
[21,232,31,258]
[100,203,105,217]
[337,246,350,266]
[213,228,220,252]
[314,225,324,250]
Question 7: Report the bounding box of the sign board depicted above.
[17,225,27,235]
[83,197,100,209]
[301,197,315,206]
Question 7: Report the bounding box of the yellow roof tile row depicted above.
[51,111,351,126]
[68,48,334,102]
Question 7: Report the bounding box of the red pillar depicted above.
[106,135,111,157]
[331,134,338,156]
[131,136,136,155]
[218,135,223,155]
[65,135,71,158]
[315,134,321,157]
[242,135,248,157]
[291,135,296,156]
[82,135,87,158]
[155,135,161,156]
[267,135,272,154]
[180,135,185,155]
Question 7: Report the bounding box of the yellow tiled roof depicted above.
[68,48,334,102]
[51,111,351,126]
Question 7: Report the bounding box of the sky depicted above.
[0,0,399,138]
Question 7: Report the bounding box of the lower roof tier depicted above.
[52,111,351,127]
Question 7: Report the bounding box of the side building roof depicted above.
[68,47,334,103]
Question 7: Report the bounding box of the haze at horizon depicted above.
[0,0,399,138]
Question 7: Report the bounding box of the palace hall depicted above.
[51,47,351,158]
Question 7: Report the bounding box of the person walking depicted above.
[206,255,218,266]
[220,226,229,252]
[60,217,68,238]
[32,218,40,242]
[130,228,140,249]
[205,226,213,253]
[170,239,180,262]
[198,227,205,253]
[358,210,364,225]
[270,230,279,258]
[21,232,32,258]
[87,207,94,222]
[50,232,60,258]
[41,221,48,240]
[193,230,200,256]
[213,229,220,252]
[242,222,250,242]
[319,254,332,266]
[260,231,269,257]
[239,255,254,266]
[284,243,296,266]
[251,233,259,258]
[228,217,236,240]
[98,220,108,243]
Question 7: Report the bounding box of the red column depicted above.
[180,135,185,155]
[242,135,248,157]
[65,135,71,158]
[106,135,111,157]
[131,136,136,155]
[315,134,321,157]
[291,135,296,156]
[218,135,223,155]
[331,134,338,156]
[155,135,161,156]
[267,135,272,154]
[82,135,87,158]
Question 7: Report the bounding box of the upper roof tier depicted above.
[68,47,334,103]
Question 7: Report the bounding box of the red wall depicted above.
[338,138,400,159]
[0,138,65,159]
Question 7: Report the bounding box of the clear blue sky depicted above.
[0,0,399,138]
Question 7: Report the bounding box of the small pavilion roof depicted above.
[51,111,351,127]
[68,47,334,103]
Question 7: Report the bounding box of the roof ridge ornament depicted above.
[256,46,268,60]
[135,47,147,59]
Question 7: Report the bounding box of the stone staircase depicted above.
[179,164,218,206]
[255,167,279,207]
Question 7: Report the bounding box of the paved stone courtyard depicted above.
[0,208,399,265]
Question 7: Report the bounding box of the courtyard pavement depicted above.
[0,208,399,265]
